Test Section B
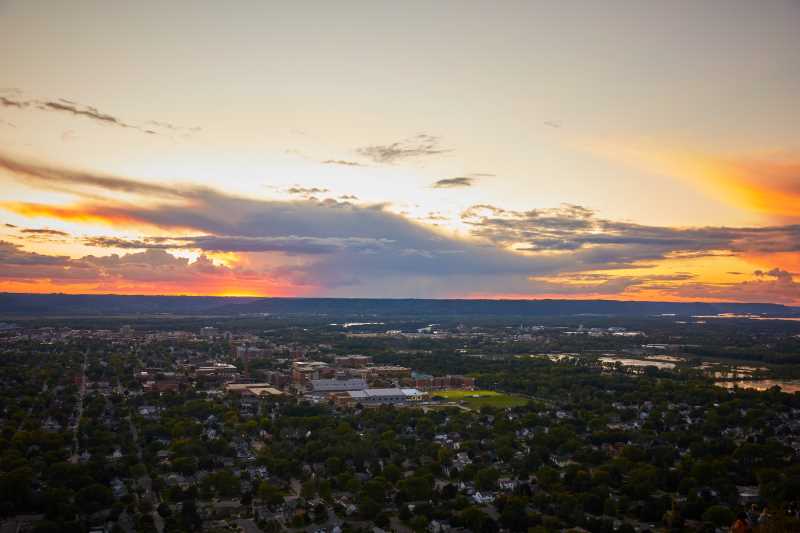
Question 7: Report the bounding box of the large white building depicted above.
[343,388,426,406]
[310,378,368,393]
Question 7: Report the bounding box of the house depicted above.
[472,492,494,504]
[738,486,760,505]
[110,478,127,498]
[498,478,517,491]
[138,405,159,418]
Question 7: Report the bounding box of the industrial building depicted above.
[336,387,427,407]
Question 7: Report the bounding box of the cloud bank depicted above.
[1,153,799,301]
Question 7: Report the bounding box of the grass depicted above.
[432,389,529,409]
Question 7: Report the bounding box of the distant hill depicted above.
[0,293,797,318]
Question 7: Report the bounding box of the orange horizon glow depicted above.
[0,279,309,298]
[0,283,779,303]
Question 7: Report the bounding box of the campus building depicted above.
[310,378,368,393]
[336,387,427,407]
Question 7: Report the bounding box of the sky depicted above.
[1,0,799,303]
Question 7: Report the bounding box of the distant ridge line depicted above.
[0,292,797,317]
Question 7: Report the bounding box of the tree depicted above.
[179,499,202,531]
[301,480,316,499]
[499,496,529,532]
[358,497,381,519]
[257,481,284,507]
[171,456,198,476]
[398,475,433,502]
[211,470,240,498]
[75,483,113,514]
[318,479,332,501]
[536,466,559,490]
[459,507,497,533]
[702,505,734,528]
[475,467,499,491]
[409,515,429,532]
[32,521,62,533]
[383,463,401,483]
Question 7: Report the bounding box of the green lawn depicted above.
[433,389,529,409]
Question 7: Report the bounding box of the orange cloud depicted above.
[593,142,800,221]
[1,201,195,231]
[2,201,136,226]
[739,250,800,278]
[687,156,800,221]
[0,241,313,297]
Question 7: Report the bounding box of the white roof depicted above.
[311,378,367,391]
[347,388,421,399]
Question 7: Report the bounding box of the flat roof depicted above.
[347,388,423,399]
[226,383,271,390]
[248,387,284,396]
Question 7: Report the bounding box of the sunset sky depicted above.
[1,1,799,302]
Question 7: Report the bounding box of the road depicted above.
[68,351,88,464]
[128,413,164,533]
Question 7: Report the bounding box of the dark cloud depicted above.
[287,186,330,196]
[0,154,195,200]
[0,91,197,136]
[321,159,363,167]
[544,121,561,128]
[20,228,70,236]
[40,100,127,127]
[85,235,392,255]
[754,267,794,281]
[522,272,698,296]
[462,204,800,263]
[432,177,474,188]
[356,134,450,164]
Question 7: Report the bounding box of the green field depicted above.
[433,389,529,409]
